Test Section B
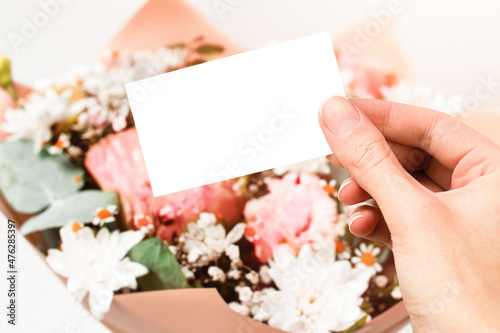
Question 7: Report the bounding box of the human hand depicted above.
[318,96,500,332]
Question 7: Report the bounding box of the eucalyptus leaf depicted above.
[20,190,118,234]
[128,237,190,290]
[0,140,84,213]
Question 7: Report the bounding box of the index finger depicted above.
[350,99,499,171]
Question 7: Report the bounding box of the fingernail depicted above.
[319,96,361,136]
[348,212,363,233]
[337,180,353,199]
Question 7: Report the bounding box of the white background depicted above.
[184,0,500,110]
[1,0,500,110]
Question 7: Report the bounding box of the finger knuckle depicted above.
[349,138,392,175]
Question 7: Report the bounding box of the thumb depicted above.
[318,96,419,209]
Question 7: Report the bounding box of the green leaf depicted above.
[0,140,84,213]
[128,237,190,290]
[343,315,368,333]
[20,190,118,234]
[136,272,168,291]
[195,44,224,56]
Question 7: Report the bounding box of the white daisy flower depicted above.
[48,133,71,154]
[92,205,118,226]
[46,223,148,319]
[351,243,382,275]
[1,88,86,151]
[133,214,154,233]
[319,179,337,196]
[335,239,351,260]
[262,243,372,333]
[59,221,84,241]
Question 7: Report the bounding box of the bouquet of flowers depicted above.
[0,38,464,333]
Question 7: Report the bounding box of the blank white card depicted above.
[126,32,344,196]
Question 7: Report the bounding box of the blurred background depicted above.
[2,0,500,109]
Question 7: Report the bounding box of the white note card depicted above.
[126,32,344,197]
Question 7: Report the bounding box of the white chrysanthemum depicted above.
[179,213,245,267]
[46,223,148,319]
[273,157,331,176]
[262,244,371,333]
[1,88,86,150]
[381,80,464,116]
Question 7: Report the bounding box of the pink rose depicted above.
[244,173,338,262]
[153,180,243,241]
[84,128,243,241]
